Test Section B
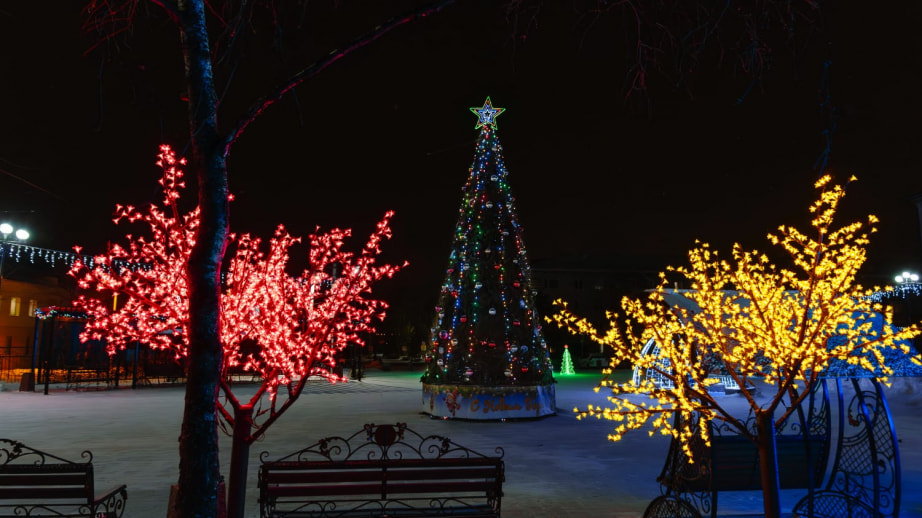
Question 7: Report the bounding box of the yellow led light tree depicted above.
[549,175,921,518]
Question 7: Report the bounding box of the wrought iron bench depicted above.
[643,381,832,518]
[645,430,829,518]
[258,423,504,518]
[64,364,113,390]
[643,378,900,518]
[0,438,128,518]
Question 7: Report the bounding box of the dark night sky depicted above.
[1,2,921,317]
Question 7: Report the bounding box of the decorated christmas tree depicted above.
[421,97,556,419]
[560,345,576,375]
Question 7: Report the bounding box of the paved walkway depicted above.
[1,370,921,517]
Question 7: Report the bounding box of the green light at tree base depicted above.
[560,345,575,375]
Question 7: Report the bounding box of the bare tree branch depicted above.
[222,0,455,157]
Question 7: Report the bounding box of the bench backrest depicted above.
[680,434,827,492]
[261,457,504,499]
[259,425,504,517]
[0,462,95,504]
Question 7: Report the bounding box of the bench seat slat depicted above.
[709,435,826,491]
[267,483,385,498]
[265,505,499,518]
[264,457,500,472]
[266,470,387,484]
[675,435,827,492]
[0,487,89,499]
[0,474,89,486]
[266,480,498,498]
[383,481,499,495]
[388,468,500,481]
[0,465,87,474]
[265,467,499,485]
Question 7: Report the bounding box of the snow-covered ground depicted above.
[1,371,921,518]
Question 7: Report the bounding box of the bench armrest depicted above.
[93,484,128,518]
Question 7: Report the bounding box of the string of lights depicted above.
[1,242,89,270]
[867,271,922,302]
[0,242,151,273]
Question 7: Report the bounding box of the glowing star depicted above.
[470,97,505,129]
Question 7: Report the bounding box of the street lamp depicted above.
[894,272,921,352]
[0,223,30,290]
[895,271,920,285]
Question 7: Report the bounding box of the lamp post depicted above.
[0,223,30,291]
[894,271,921,305]
[0,223,31,391]
[895,271,921,353]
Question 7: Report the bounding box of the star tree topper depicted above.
[470,96,505,129]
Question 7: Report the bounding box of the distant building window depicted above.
[544,279,558,289]
[9,297,20,317]
[574,280,583,290]
[28,299,38,316]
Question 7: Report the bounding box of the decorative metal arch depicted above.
[645,377,902,518]
[648,379,831,518]
[632,337,674,389]
[792,377,900,518]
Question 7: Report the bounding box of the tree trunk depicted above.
[227,406,254,518]
[175,1,230,517]
[756,410,782,518]
[166,2,452,515]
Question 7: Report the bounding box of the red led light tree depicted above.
[69,145,405,518]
